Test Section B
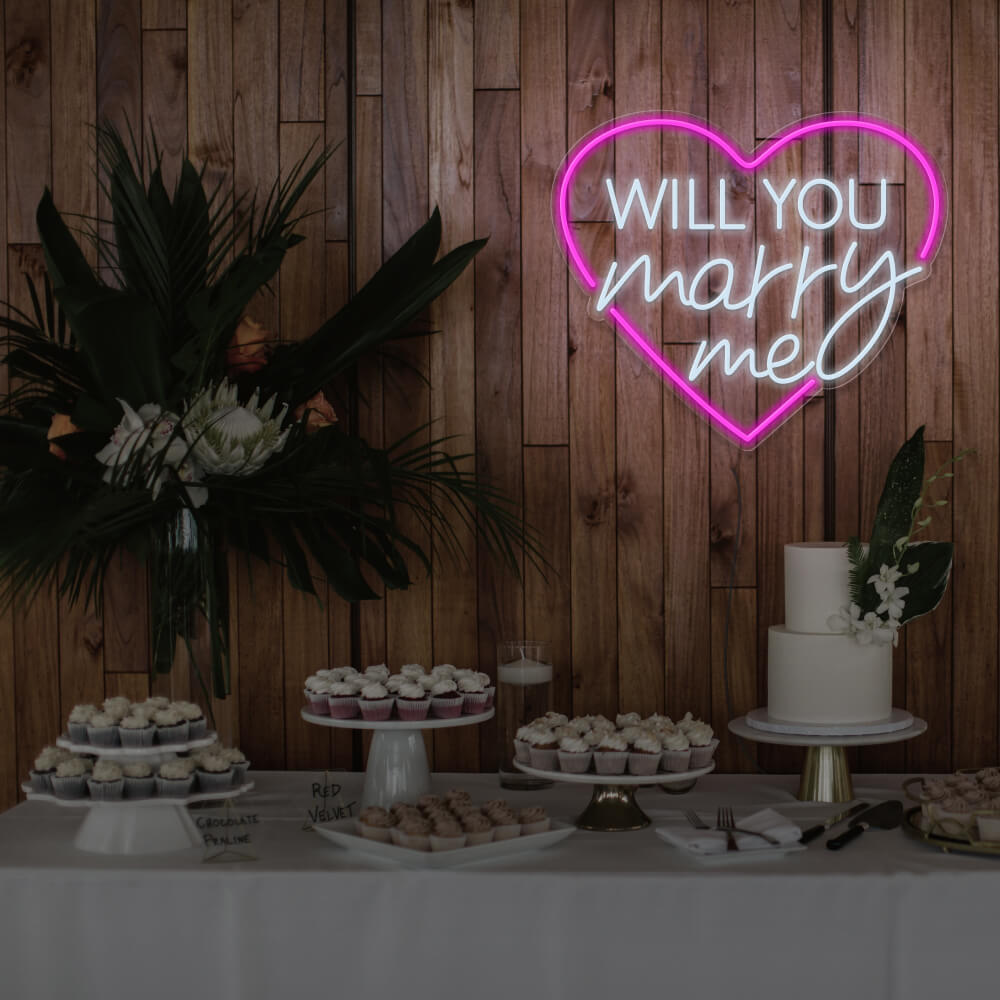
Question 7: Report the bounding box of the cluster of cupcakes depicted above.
[304,663,495,722]
[357,789,550,851]
[910,768,1000,842]
[28,742,250,801]
[514,711,718,776]
[66,696,209,748]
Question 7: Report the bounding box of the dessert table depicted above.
[0,771,997,1000]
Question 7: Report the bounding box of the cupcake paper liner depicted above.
[484,686,496,710]
[156,721,190,745]
[29,770,53,794]
[327,695,360,719]
[155,775,195,798]
[231,761,251,785]
[513,739,532,764]
[661,748,692,773]
[627,752,661,776]
[187,718,208,741]
[395,829,431,851]
[593,750,629,775]
[396,698,431,722]
[50,775,87,799]
[557,749,593,774]
[67,722,90,744]
[688,738,719,769]
[196,769,235,794]
[429,833,467,851]
[520,818,551,835]
[491,822,521,841]
[304,691,331,716]
[358,697,395,722]
[463,829,495,846]
[86,778,124,801]
[430,696,464,719]
[119,726,156,748]
[124,776,156,799]
[86,726,120,747]
[461,691,489,715]
[528,746,559,770]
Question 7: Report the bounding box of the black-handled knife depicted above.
[800,801,870,844]
[826,800,903,850]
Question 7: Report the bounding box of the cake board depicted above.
[728,715,927,803]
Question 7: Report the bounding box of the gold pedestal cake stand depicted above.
[728,712,927,802]
[514,760,715,831]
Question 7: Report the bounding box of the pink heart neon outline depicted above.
[554,114,945,447]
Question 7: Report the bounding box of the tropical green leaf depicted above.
[898,540,954,624]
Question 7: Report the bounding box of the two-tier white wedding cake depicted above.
[766,543,892,725]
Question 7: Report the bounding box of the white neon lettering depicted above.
[730,244,795,319]
[718,178,745,230]
[688,178,714,230]
[765,333,813,384]
[606,177,669,230]
[689,338,767,381]
[798,178,843,230]
[789,244,838,320]
[848,178,888,230]
[671,179,679,230]
[761,178,797,230]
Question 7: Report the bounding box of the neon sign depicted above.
[553,115,946,447]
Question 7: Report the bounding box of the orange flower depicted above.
[225,316,273,376]
[47,413,80,460]
[293,391,338,433]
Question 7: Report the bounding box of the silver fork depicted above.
[684,809,710,829]
[716,805,781,845]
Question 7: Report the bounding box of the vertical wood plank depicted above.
[103,550,149,671]
[569,222,618,717]
[280,0,325,121]
[5,0,51,242]
[859,0,904,182]
[141,29,187,192]
[187,0,233,195]
[754,0,801,137]
[325,0,350,240]
[429,0,478,772]
[142,0,186,29]
[712,588,758,772]
[952,0,999,770]
[474,87,522,769]
[104,671,150,704]
[474,0,518,88]
[355,0,381,95]
[520,0,567,444]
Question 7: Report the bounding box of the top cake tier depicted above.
[784,542,851,634]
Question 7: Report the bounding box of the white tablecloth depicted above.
[1,771,998,1000]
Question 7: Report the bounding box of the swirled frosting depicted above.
[660,729,690,751]
[68,704,98,724]
[430,679,458,697]
[55,758,88,778]
[158,760,193,781]
[91,761,123,782]
[597,732,628,752]
[360,682,389,700]
[632,733,662,754]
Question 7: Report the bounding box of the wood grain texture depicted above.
[141,29,186,193]
[859,0,904,182]
[754,0,801,137]
[355,0,381,94]
[474,0,518,89]
[97,1,142,137]
[187,0,234,194]
[280,0,325,121]
[142,0,186,30]
[712,587,757,773]
[520,0,567,444]
[325,0,350,239]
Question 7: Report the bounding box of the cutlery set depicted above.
[684,799,904,851]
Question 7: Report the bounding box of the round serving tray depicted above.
[745,707,914,737]
[55,732,219,758]
[22,780,254,809]
[902,806,1000,858]
[300,708,493,731]
[514,760,715,832]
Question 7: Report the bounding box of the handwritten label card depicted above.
[305,775,357,828]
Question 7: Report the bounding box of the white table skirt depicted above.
[1,771,998,1000]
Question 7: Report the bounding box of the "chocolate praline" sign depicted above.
[553,115,945,447]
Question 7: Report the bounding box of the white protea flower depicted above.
[184,379,290,477]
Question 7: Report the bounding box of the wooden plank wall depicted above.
[0,0,997,809]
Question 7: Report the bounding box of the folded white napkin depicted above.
[658,808,802,855]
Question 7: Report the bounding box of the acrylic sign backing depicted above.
[553,114,946,448]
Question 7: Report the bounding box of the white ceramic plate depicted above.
[513,760,715,786]
[55,732,219,758]
[313,817,575,867]
[22,781,255,808]
[654,821,807,866]
[301,708,494,731]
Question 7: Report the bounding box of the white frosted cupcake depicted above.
[557,735,593,773]
[396,681,431,721]
[686,721,718,767]
[363,663,391,683]
[155,759,196,797]
[526,726,559,770]
[358,681,394,721]
[174,701,207,740]
[67,704,98,743]
[660,728,692,772]
[429,818,467,851]
[358,806,396,842]
[518,806,550,835]
[513,725,534,763]
[430,678,464,719]
[400,663,426,679]
[628,733,662,775]
[461,812,495,846]
[385,674,407,694]
[304,675,332,715]
[50,757,89,798]
[616,711,641,728]
[122,761,155,798]
[196,753,235,793]
[102,697,132,722]
[30,747,68,792]
[119,712,156,748]
[327,680,360,719]
[458,675,489,715]
[86,712,120,747]
[393,815,432,850]
[489,808,522,841]
[593,732,629,775]
[430,663,457,680]
[153,707,189,744]
[87,760,124,801]
[220,747,250,784]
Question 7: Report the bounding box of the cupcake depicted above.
[430,663,457,680]
[140,697,171,715]
[593,731,629,775]
[445,787,472,806]
[400,663,426,679]
[462,812,495,846]
[86,712,120,748]
[67,704,98,743]
[416,794,443,810]
[616,712,642,728]
[557,735,593,773]
[686,721,718,767]
[518,806,550,835]
[396,681,431,721]
[50,757,89,799]
[221,747,250,785]
[87,760,124,801]
[527,727,559,770]
[660,728,692,772]
[119,712,156,748]
[358,806,396,842]
[102,697,132,722]
[628,733,663,775]
[363,663,391,683]
[429,818,467,851]
[152,707,189,744]
[155,759,196,797]
[513,725,534,764]
[458,675,489,715]
[489,808,521,841]
[30,747,68,792]
[417,673,438,693]
[174,701,207,740]
[542,712,569,727]
[327,680,361,719]
[122,761,155,798]
[304,675,332,715]
[328,666,357,683]
[393,815,432,850]
[385,674,407,694]
[358,681,394,721]
[196,753,235,793]
[430,678,463,719]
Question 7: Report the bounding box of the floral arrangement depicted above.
[0,125,529,698]
[827,426,969,646]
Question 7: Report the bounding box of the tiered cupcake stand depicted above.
[301,708,494,809]
[514,760,715,831]
[729,710,927,803]
[23,733,254,855]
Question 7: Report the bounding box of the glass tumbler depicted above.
[497,639,554,789]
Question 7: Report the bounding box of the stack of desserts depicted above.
[514,711,718,776]
[910,768,1000,842]
[356,789,550,851]
[64,696,209,747]
[28,740,250,801]
[303,663,495,721]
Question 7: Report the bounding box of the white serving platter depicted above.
[55,732,219,758]
[654,820,808,866]
[513,760,715,786]
[300,708,493,731]
[745,707,914,737]
[313,817,575,868]
[22,780,255,808]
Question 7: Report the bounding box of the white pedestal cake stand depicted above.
[729,713,928,803]
[514,760,716,831]
[22,782,254,855]
[301,708,494,809]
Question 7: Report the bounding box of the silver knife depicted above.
[799,801,870,843]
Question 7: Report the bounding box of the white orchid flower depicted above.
[868,563,903,600]
[877,585,909,620]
